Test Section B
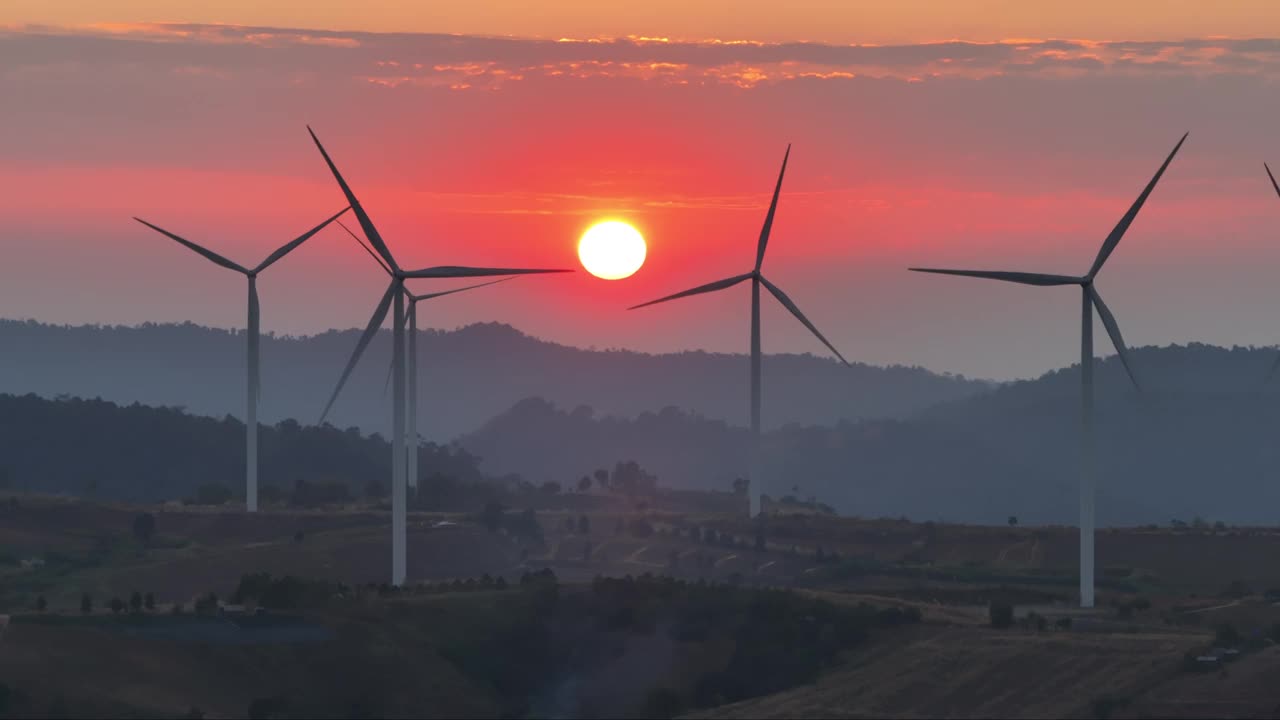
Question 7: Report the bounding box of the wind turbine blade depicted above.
[306,126,399,272]
[909,268,1082,286]
[254,207,350,274]
[628,272,755,310]
[1088,286,1142,393]
[759,275,850,366]
[1088,132,1188,278]
[319,282,396,423]
[755,144,791,272]
[336,220,392,276]
[402,266,573,279]
[382,352,394,398]
[1266,163,1280,200]
[133,218,248,274]
[408,276,515,302]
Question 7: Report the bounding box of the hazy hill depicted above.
[458,343,1280,527]
[0,319,986,439]
[0,393,482,503]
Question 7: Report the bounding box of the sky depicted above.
[2,3,1280,380]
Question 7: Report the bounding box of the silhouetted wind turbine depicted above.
[629,146,849,517]
[339,219,514,489]
[133,208,349,512]
[910,132,1188,608]
[308,126,571,586]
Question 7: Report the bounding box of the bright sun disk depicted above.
[578,220,646,280]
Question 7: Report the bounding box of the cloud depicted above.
[5,23,1280,91]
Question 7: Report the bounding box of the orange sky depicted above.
[10,0,1280,43]
[3,11,1280,380]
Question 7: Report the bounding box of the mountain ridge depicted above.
[0,318,990,438]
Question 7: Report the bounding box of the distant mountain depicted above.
[0,319,987,439]
[458,343,1280,526]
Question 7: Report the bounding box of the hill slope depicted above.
[0,319,986,438]
[459,343,1280,526]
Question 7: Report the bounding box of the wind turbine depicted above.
[340,219,514,489]
[909,132,1188,608]
[308,126,571,586]
[629,146,849,517]
[133,207,350,512]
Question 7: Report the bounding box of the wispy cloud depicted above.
[5,23,1280,90]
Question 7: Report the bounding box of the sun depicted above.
[578,220,646,280]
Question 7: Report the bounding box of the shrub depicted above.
[191,482,232,506]
[1092,694,1131,719]
[1215,622,1242,647]
[132,513,156,546]
[643,688,685,718]
[989,602,1014,629]
[629,518,655,539]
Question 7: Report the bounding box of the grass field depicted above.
[3,493,1280,718]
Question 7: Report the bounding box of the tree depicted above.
[577,475,592,493]
[195,592,219,615]
[593,468,609,488]
[481,501,505,533]
[35,595,47,612]
[577,515,590,535]
[144,592,156,611]
[132,512,157,546]
[754,529,766,552]
[612,460,657,496]
[1007,515,1018,527]
[541,481,562,495]
[193,482,233,506]
[110,597,124,615]
[130,591,143,613]
[732,477,749,496]
[364,478,387,499]
[989,602,1014,629]
[80,593,92,615]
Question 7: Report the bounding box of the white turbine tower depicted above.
[910,132,1188,608]
[629,145,849,517]
[308,126,570,586]
[133,208,349,512]
[342,218,514,489]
